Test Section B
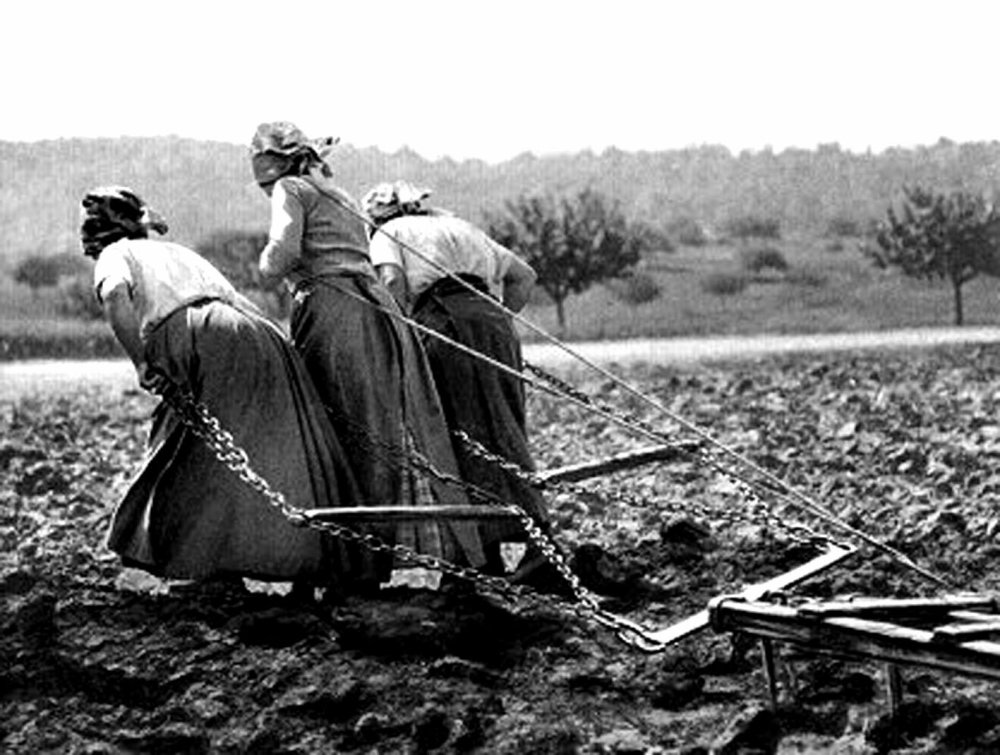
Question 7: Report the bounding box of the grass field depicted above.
[520,234,1000,342]
[4,233,1000,360]
[0,278,119,360]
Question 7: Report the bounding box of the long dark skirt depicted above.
[106,300,362,582]
[290,273,485,570]
[413,285,550,552]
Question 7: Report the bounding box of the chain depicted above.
[156,380,665,650]
[299,188,946,587]
[522,363,834,546]
[453,430,825,547]
[317,404,666,640]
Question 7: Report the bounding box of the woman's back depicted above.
[281,176,369,258]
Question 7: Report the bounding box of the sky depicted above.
[4,0,998,163]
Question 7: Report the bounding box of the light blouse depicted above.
[93,238,237,338]
[368,214,520,302]
[260,175,372,287]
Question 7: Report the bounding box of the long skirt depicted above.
[413,281,550,555]
[106,300,362,582]
[290,272,485,572]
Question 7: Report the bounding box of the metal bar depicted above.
[304,445,687,524]
[303,505,522,523]
[647,541,855,646]
[537,444,692,484]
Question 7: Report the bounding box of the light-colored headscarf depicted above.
[362,181,433,225]
[79,186,168,258]
[249,121,339,185]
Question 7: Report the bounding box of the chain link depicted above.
[522,362,835,546]
[453,430,822,546]
[157,380,663,649]
[152,349,848,652]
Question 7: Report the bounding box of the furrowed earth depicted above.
[5,344,1000,753]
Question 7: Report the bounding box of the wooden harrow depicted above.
[168,361,1000,707]
[710,593,1000,710]
[308,445,1000,711]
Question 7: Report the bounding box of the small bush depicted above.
[14,253,90,291]
[634,222,675,254]
[740,246,788,274]
[56,275,103,320]
[785,268,828,288]
[825,215,863,238]
[605,272,661,305]
[666,216,707,247]
[724,215,782,241]
[701,272,748,296]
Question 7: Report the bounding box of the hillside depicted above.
[2,136,1000,267]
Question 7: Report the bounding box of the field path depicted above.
[3,325,1000,401]
[524,325,1000,367]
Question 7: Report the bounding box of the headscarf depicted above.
[362,181,433,226]
[80,186,168,258]
[249,121,339,185]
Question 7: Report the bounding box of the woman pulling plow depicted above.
[81,185,365,594]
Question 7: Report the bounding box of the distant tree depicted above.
[13,253,87,294]
[868,186,1000,325]
[485,189,646,330]
[739,246,788,274]
[56,276,104,320]
[195,230,291,319]
[665,216,708,247]
[825,215,864,239]
[724,215,782,241]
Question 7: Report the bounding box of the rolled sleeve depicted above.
[259,180,305,279]
[93,243,134,303]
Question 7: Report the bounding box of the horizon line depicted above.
[2,134,997,165]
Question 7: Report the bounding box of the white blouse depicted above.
[368,214,519,302]
[93,238,237,337]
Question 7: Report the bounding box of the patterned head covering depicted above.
[362,181,433,225]
[249,121,339,185]
[79,186,168,258]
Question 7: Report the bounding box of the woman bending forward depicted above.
[83,185,360,584]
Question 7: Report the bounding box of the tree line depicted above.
[15,182,1000,331]
[4,137,1000,265]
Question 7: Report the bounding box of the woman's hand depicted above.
[137,362,171,395]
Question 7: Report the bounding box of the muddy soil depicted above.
[5,344,1000,753]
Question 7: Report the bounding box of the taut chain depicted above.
[521,362,834,546]
[156,379,668,651]
[453,430,829,548]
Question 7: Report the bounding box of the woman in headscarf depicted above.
[249,122,486,580]
[364,182,562,586]
[82,185,361,588]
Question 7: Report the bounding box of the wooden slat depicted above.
[712,599,1000,681]
[537,444,692,484]
[932,622,1000,644]
[796,595,998,620]
[645,542,856,646]
[948,610,1000,623]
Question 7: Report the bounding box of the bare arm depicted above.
[259,181,304,283]
[231,289,267,318]
[500,253,537,312]
[376,262,410,312]
[100,282,151,388]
